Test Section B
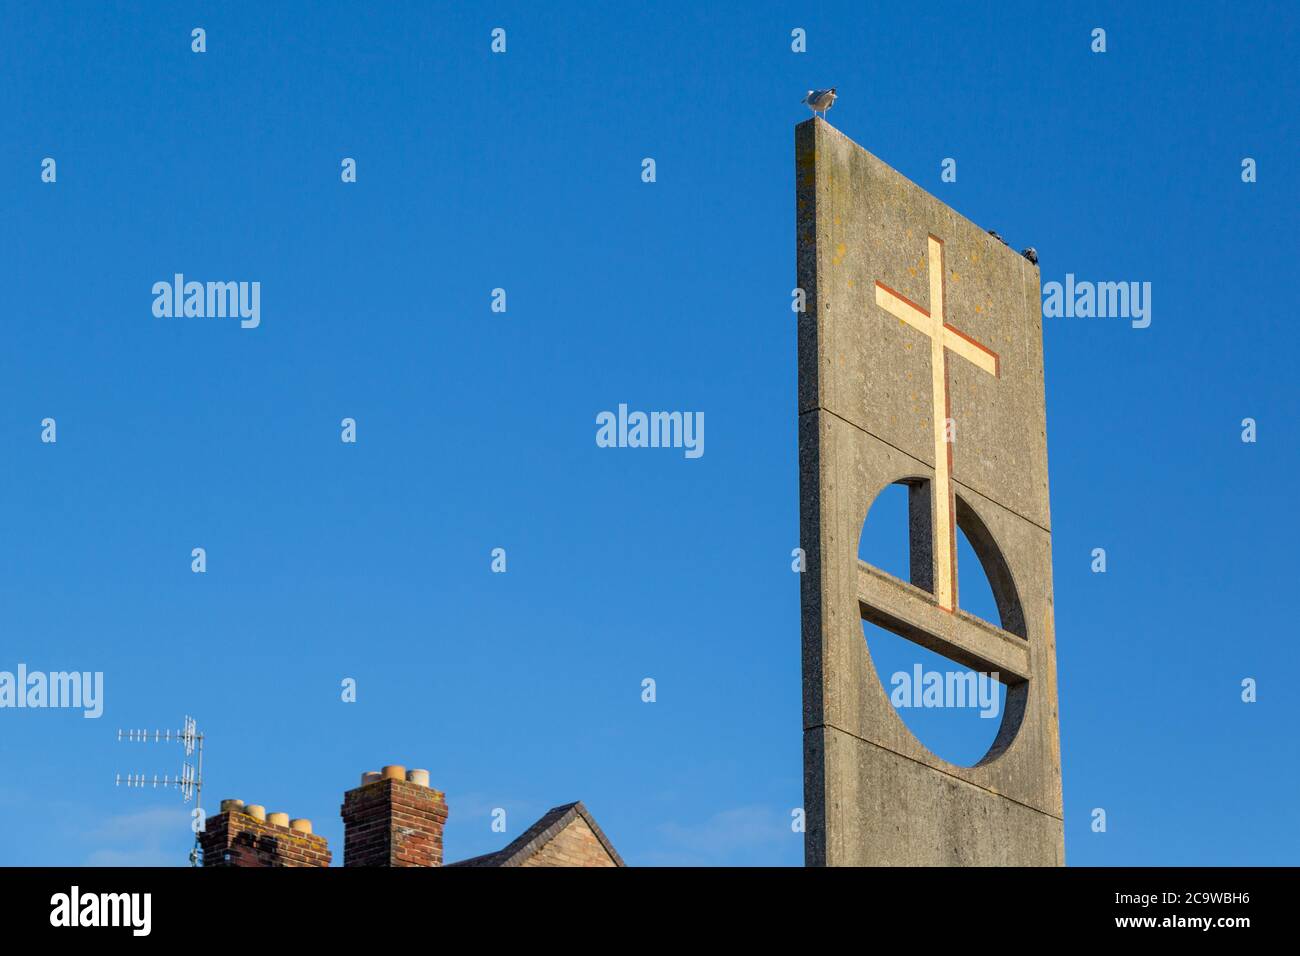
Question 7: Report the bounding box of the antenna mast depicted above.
[115,715,205,866]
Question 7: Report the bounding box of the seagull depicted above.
[1021,247,1038,265]
[803,88,837,119]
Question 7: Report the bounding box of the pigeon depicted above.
[1021,247,1038,265]
[803,88,837,119]
[988,230,1009,246]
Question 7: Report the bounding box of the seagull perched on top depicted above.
[1021,247,1038,265]
[803,88,837,119]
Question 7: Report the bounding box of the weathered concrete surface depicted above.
[797,117,1063,866]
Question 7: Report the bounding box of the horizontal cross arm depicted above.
[875,281,931,334]
[942,324,998,376]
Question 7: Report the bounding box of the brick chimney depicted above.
[340,765,448,867]
[200,799,331,867]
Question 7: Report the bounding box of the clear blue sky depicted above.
[1,1,1296,866]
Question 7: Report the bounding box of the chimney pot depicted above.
[200,804,331,867]
[361,770,382,785]
[220,798,245,813]
[342,762,448,866]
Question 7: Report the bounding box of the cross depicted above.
[873,234,999,613]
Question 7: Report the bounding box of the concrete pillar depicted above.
[796,117,1064,866]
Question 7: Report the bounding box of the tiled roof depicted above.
[447,801,625,867]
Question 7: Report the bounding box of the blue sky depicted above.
[1,1,1296,866]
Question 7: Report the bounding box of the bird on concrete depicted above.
[1021,247,1038,265]
[803,88,837,119]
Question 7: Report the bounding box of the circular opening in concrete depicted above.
[857,479,1027,768]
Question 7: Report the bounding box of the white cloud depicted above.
[85,806,190,867]
[645,805,797,866]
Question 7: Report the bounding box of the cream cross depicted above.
[873,234,999,612]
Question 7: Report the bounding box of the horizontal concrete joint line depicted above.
[811,406,1052,535]
[807,723,1064,822]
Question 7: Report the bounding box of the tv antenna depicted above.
[115,715,205,866]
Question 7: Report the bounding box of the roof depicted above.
[447,801,625,867]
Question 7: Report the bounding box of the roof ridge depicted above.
[447,801,624,867]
